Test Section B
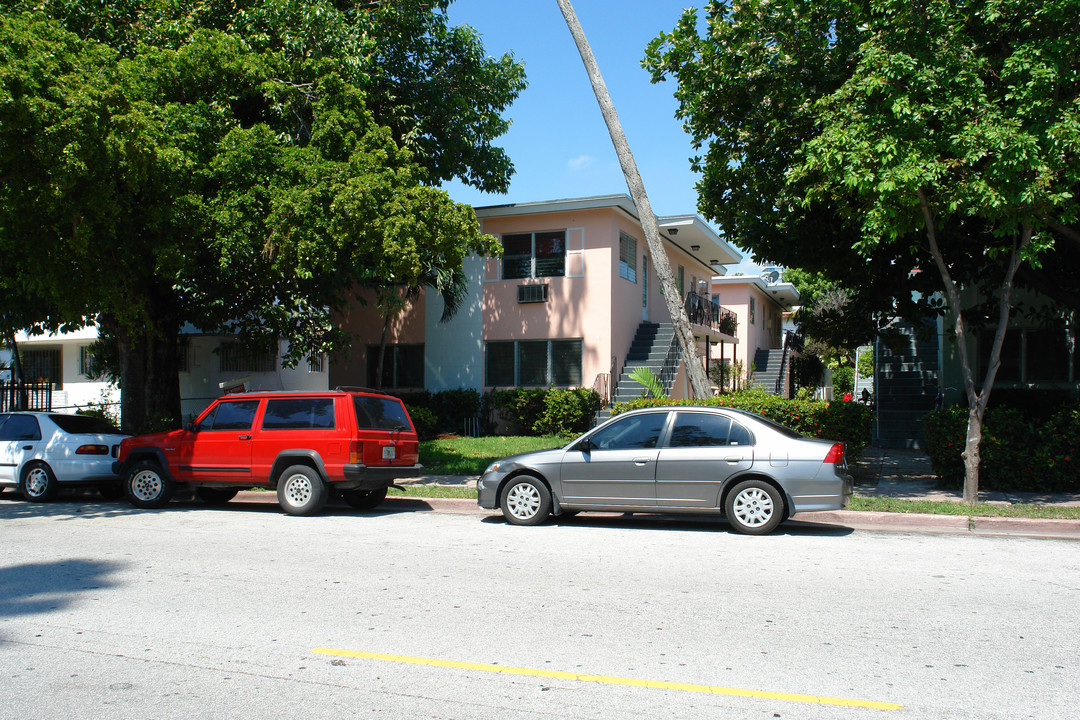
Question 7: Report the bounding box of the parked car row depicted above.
[1,391,853,535]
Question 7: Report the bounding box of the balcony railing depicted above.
[683,291,738,337]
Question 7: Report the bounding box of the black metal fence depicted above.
[0,380,53,412]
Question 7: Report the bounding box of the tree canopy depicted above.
[0,0,523,431]
[646,0,1080,499]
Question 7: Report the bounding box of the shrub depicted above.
[610,388,872,456]
[534,388,602,438]
[922,404,1080,493]
[389,388,481,435]
[405,403,438,441]
[488,387,601,438]
[832,365,855,395]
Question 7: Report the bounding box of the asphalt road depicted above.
[2,494,1078,719]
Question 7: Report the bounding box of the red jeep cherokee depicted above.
[113,388,422,516]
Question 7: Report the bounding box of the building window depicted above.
[619,232,637,282]
[177,338,189,373]
[20,348,62,388]
[979,327,1072,384]
[308,354,325,373]
[367,344,424,389]
[502,231,566,280]
[677,266,685,296]
[749,296,756,325]
[485,339,583,387]
[79,346,94,377]
[218,342,278,374]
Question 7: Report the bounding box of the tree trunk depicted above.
[556,0,712,399]
[105,310,182,434]
[919,191,1031,505]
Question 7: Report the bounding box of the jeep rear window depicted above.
[262,398,336,430]
[197,400,259,431]
[352,396,413,431]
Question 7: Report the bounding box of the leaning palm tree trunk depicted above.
[556,0,712,399]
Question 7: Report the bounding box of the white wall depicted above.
[423,254,484,392]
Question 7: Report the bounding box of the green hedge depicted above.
[390,389,481,438]
[923,404,1080,493]
[611,388,872,456]
[487,388,602,438]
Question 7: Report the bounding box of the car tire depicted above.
[125,461,175,509]
[20,462,58,502]
[343,486,388,511]
[276,465,328,516]
[196,487,239,505]
[500,475,552,526]
[725,479,784,535]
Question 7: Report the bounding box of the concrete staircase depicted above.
[597,322,681,421]
[750,347,785,395]
[874,321,940,448]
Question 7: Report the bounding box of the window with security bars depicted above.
[20,348,62,388]
[619,232,637,282]
[218,342,278,373]
[485,339,583,387]
[501,231,566,280]
[979,327,1074,384]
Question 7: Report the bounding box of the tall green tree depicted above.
[0,1,522,432]
[646,0,1080,502]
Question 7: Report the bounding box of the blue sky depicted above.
[442,0,759,273]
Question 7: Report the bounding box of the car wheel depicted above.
[725,479,784,535]
[500,475,552,526]
[125,461,175,509]
[20,462,58,502]
[276,465,328,516]
[196,487,239,505]
[343,486,388,511]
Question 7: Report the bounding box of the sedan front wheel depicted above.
[500,475,552,526]
[725,479,784,535]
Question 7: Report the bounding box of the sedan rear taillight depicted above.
[823,443,845,464]
[76,444,110,455]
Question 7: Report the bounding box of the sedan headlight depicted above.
[483,462,501,475]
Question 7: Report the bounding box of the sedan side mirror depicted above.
[575,438,593,453]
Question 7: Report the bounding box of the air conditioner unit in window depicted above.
[517,284,549,303]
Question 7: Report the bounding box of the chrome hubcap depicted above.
[131,471,163,502]
[283,474,312,506]
[506,483,540,520]
[25,468,48,496]
[733,487,774,527]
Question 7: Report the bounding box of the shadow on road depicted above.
[0,558,124,619]
[480,512,855,537]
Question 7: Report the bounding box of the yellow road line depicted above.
[311,647,902,711]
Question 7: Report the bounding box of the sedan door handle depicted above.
[633,457,652,465]
[724,456,743,463]
[21,445,34,450]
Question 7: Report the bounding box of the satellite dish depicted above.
[761,268,781,285]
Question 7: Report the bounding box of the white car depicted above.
[0,412,129,502]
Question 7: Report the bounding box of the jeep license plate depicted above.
[382,445,395,460]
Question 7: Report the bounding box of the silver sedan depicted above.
[478,406,853,535]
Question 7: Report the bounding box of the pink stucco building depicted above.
[329,195,803,403]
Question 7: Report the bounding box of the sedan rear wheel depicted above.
[20,462,58,502]
[500,475,552,526]
[725,480,784,535]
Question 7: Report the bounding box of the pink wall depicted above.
[329,288,426,388]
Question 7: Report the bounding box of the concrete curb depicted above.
[232,491,1080,538]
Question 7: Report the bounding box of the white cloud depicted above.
[567,154,597,171]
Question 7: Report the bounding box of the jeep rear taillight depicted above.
[823,442,845,464]
[349,440,363,464]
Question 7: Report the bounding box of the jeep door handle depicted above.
[238,435,252,440]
